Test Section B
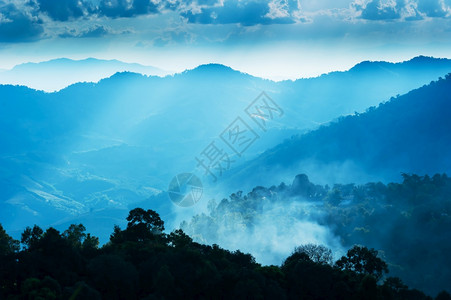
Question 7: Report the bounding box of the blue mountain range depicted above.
[1,56,451,243]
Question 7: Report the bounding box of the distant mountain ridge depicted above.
[323,55,449,75]
[1,55,451,92]
[0,58,169,92]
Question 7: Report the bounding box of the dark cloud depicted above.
[197,0,220,5]
[0,3,44,42]
[29,0,93,21]
[360,0,401,20]
[98,0,160,18]
[417,0,448,17]
[27,0,167,20]
[3,0,301,30]
[1,0,450,45]
[182,0,296,26]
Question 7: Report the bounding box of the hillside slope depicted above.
[226,73,451,189]
[1,57,451,240]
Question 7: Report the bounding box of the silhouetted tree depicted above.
[21,225,44,250]
[0,223,19,255]
[63,224,87,249]
[0,224,20,297]
[436,291,451,300]
[383,276,408,293]
[120,208,165,242]
[0,207,443,299]
[168,229,192,248]
[127,208,164,232]
[293,244,333,265]
[336,245,388,280]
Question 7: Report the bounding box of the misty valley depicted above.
[1,57,451,299]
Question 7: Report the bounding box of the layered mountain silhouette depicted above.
[226,73,451,190]
[0,58,168,92]
[1,56,451,242]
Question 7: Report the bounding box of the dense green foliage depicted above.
[1,207,448,299]
[182,173,451,296]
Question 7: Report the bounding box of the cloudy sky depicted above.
[1,0,451,79]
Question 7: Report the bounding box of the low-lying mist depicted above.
[177,173,451,295]
[181,196,344,265]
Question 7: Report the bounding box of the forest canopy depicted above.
[181,173,451,296]
[1,184,451,300]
